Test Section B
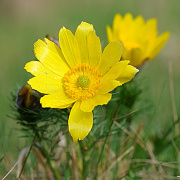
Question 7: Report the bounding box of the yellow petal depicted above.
[133,15,145,41]
[87,31,102,67]
[122,13,134,30]
[122,48,144,67]
[68,101,93,142]
[98,80,121,94]
[56,103,73,109]
[113,14,122,33]
[25,61,62,79]
[80,93,112,112]
[25,61,64,94]
[75,22,93,63]
[27,76,63,94]
[75,22,101,67]
[149,31,170,60]
[40,93,76,108]
[134,15,144,27]
[106,25,114,42]
[59,27,81,67]
[145,18,157,35]
[99,42,122,75]
[117,64,139,84]
[34,38,70,76]
[101,60,130,82]
[140,19,157,58]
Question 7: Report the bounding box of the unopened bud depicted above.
[16,85,41,110]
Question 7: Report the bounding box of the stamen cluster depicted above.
[63,63,101,100]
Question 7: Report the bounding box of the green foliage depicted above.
[0,156,4,163]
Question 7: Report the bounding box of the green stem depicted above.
[18,134,37,178]
[94,100,118,179]
[79,141,87,180]
[41,146,61,180]
[64,134,71,178]
[34,130,61,180]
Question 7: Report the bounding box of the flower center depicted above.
[77,75,90,89]
[63,63,101,100]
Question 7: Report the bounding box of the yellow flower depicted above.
[107,13,170,67]
[25,22,138,142]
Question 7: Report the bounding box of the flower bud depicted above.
[16,85,41,110]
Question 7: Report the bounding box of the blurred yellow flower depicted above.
[25,22,138,142]
[107,13,170,67]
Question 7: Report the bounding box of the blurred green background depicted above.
[0,0,180,178]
